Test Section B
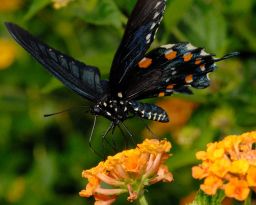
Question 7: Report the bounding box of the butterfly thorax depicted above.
[91,96,169,124]
[91,97,130,124]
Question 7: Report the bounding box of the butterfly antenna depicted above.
[214,52,240,62]
[44,105,90,117]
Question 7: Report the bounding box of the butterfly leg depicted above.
[117,124,131,149]
[88,116,105,158]
[120,122,136,146]
[145,124,159,138]
[139,118,159,139]
[101,122,118,153]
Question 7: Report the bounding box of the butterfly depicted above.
[5,0,238,140]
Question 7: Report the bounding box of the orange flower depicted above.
[192,131,256,201]
[200,175,223,195]
[224,178,250,201]
[80,139,173,204]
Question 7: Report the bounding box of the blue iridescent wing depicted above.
[109,0,166,96]
[5,22,104,102]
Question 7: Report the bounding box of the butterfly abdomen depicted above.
[129,101,169,122]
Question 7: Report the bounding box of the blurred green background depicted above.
[0,0,255,204]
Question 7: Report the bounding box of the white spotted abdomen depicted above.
[129,101,169,122]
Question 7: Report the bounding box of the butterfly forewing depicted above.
[109,0,166,95]
[5,22,104,102]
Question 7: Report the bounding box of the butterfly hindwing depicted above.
[124,43,237,100]
[109,0,166,95]
[5,22,104,102]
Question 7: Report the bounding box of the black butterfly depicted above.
[5,0,238,139]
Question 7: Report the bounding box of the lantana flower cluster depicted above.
[192,131,256,201]
[80,139,173,205]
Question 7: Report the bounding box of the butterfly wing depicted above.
[124,43,238,100]
[5,22,104,102]
[109,0,166,95]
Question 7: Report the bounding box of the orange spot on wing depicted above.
[159,92,165,97]
[195,59,201,65]
[138,57,152,69]
[185,74,193,83]
[166,84,175,89]
[165,50,177,60]
[183,53,193,62]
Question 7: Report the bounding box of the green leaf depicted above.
[24,0,52,20]
[189,190,225,205]
[41,78,62,94]
[164,0,193,32]
[183,9,228,53]
[75,0,125,28]
[229,0,253,13]
[167,149,198,171]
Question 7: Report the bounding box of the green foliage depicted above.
[189,190,225,205]
[0,0,255,204]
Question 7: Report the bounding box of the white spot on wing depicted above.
[159,16,163,23]
[186,43,196,50]
[161,44,175,49]
[171,71,177,75]
[200,65,206,71]
[155,1,161,8]
[153,12,160,19]
[146,34,151,41]
[150,22,156,30]
[165,78,170,83]
[207,73,210,80]
[200,50,209,56]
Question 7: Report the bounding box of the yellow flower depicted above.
[192,131,256,201]
[52,0,73,9]
[80,139,173,204]
[0,39,17,69]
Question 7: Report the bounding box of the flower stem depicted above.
[138,195,148,205]
[244,191,251,205]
